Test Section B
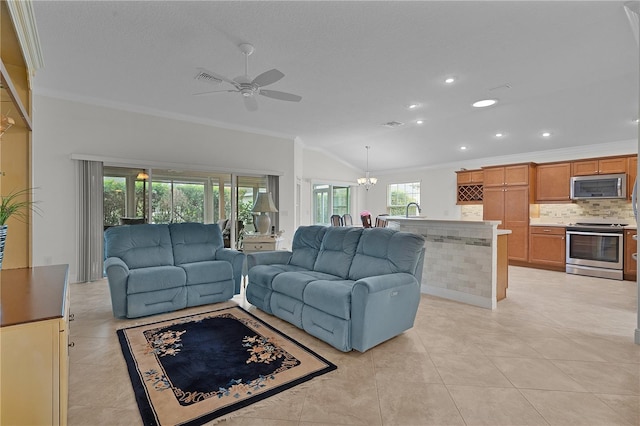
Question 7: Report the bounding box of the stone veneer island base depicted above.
[386,217,510,309]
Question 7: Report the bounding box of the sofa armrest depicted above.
[351,273,421,352]
[247,250,292,269]
[104,257,130,318]
[216,248,246,294]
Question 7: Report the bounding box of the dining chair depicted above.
[342,213,353,226]
[375,216,388,227]
[330,214,343,226]
[361,214,372,228]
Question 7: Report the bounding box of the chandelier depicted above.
[357,145,377,191]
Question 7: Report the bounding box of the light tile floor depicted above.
[68,267,640,425]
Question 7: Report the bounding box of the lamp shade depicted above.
[252,192,278,213]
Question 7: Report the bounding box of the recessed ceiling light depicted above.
[459,146,468,151]
[472,99,497,108]
[634,118,639,124]
[542,131,552,138]
[407,103,420,110]
[495,132,504,138]
[416,119,424,125]
[444,77,456,84]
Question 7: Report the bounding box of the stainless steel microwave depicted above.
[570,173,626,200]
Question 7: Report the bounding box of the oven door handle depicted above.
[566,231,624,238]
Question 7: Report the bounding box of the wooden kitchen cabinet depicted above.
[456,169,483,204]
[483,163,535,262]
[456,169,483,184]
[483,164,532,187]
[0,265,70,426]
[529,226,566,270]
[536,162,571,202]
[624,229,637,280]
[483,184,531,262]
[572,156,627,176]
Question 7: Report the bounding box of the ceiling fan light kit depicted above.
[194,43,302,111]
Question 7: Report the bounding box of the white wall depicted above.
[32,95,299,282]
[31,93,637,282]
[363,140,638,220]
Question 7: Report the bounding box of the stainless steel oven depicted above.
[565,223,625,280]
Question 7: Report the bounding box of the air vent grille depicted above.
[381,121,405,128]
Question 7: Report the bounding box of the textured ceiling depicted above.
[31,1,639,172]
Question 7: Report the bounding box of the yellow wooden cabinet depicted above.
[0,265,70,426]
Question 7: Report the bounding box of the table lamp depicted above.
[252,192,278,234]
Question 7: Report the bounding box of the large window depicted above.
[388,182,421,215]
[313,184,351,225]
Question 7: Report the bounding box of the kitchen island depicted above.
[386,217,510,309]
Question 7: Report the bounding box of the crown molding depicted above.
[5,0,44,76]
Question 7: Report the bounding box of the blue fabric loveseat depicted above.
[245,225,425,352]
[104,223,245,319]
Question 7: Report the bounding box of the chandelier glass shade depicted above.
[358,146,377,190]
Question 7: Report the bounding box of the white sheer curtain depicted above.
[267,175,279,232]
[78,160,104,282]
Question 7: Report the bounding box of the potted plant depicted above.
[0,188,39,269]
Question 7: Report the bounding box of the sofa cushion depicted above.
[179,260,233,285]
[169,223,223,265]
[272,271,340,300]
[105,224,174,269]
[313,227,362,278]
[288,225,328,269]
[126,265,186,294]
[348,228,425,280]
[303,279,355,320]
[248,264,308,290]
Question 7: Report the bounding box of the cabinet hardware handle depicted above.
[69,313,75,321]
[68,341,75,348]
[543,229,550,232]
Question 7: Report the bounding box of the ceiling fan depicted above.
[194,43,302,112]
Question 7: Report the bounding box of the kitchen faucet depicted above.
[406,202,421,217]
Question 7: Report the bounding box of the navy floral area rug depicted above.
[117,306,337,426]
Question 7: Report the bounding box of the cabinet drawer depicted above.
[530,226,565,235]
[244,242,275,252]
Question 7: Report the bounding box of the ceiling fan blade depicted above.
[196,67,239,88]
[192,89,238,96]
[260,90,302,102]
[244,96,258,112]
[252,69,285,87]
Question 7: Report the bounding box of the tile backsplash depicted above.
[461,199,635,223]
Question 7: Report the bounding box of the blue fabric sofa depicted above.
[245,225,425,352]
[104,223,245,319]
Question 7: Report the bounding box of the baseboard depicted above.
[421,285,495,310]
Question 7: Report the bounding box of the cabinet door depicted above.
[482,187,505,224]
[504,164,530,186]
[456,171,471,184]
[506,223,529,261]
[504,186,530,261]
[598,157,627,174]
[470,170,484,183]
[572,159,599,176]
[624,230,637,278]
[504,186,529,223]
[483,167,505,187]
[627,156,637,200]
[536,163,571,202]
[529,228,566,267]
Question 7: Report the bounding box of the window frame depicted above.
[387,181,421,216]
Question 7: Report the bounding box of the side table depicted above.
[242,234,284,253]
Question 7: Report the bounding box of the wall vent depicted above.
[381,121,405,128]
